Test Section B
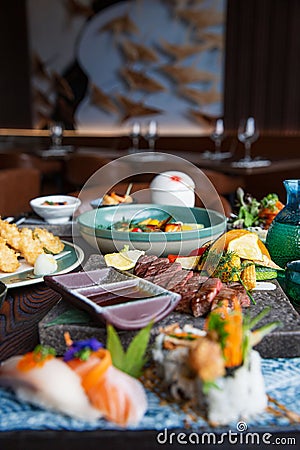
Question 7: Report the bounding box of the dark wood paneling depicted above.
[224,0,300,133]
[0,0,32,127]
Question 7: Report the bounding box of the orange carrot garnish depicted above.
[64,331,73,347]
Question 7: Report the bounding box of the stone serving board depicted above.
[39,255,300,359]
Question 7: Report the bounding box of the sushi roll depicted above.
[0,345,100,421]
[153,302,279,425]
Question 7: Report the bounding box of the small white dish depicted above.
[30,195,81,224]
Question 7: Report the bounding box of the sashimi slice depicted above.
[0,355,101,421]
[87,365,147,427]
[68,354,147,427]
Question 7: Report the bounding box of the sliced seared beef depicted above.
[166,270,194,290]
[210,287,239,311]
[191,277,223,317]
[134,255,158,277]
[134,256,251,316]
[152,262,183,288]
[143,258,170,281]
[174,273,206,314]
[228,283,251,307]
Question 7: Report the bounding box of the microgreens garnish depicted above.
[33,345,56,362]
[63,338,103,362]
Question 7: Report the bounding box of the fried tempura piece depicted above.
[188,337,225,382]
[0,219,21,250]
[18,228,44,266]
[0,237,20,272]
[33,228,65,254]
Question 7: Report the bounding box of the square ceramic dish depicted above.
[44,268,181,330]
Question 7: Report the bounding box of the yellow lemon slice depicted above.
[174,256,201,269]
[104,253,136,270]
[227,233,263,261]
[104,250,144,271]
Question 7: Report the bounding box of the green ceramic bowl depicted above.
[77,204,226,256]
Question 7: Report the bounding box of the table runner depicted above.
[0,358,299,433]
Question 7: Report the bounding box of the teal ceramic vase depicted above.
[266,179,300,268]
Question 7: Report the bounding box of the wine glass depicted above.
[145,120,158,151]
[210,118,232,160]
[128,122,141,153]
[232,117,270,168]
[49,122,64,148]
[202,118,232,160]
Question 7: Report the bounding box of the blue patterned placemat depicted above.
[0,358,299,433]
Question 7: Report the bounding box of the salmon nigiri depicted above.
[0,345,100,421]
[63,336,148,427]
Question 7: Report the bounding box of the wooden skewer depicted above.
[125,183,133,196]
[268,395,300,423]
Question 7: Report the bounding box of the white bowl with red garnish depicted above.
[30,195,81,224]
[150,171,195,207]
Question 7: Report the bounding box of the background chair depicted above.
[0,168,41,216]
[65,153,112,191]
[0,151,62,194]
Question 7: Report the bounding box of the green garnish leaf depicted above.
[248,306,271,329]
[236,272,256,305]
[202,380,221,394]
[44,308,91,327]
[107,322,153,378]
[75,348,92,361]
[206,313,228,350]
[121,321,153,378]
[107,324,125,369]
[33,344,56,361]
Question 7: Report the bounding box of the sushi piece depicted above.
[153,306,280,425]
[64,337,148,427]
[0,345,100,421]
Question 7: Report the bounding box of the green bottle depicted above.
[266,179,300,269]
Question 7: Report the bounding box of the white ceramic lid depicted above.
[150,171,195,191]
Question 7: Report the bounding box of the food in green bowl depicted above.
[77,204,226,257]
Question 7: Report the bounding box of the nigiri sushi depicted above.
[64,337,148,427]
[0,345,100,421]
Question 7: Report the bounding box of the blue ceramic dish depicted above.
[77,204,226,256]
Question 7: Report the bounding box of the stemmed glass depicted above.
[232,117,270,168]
[49,122,64,148]
[145,120,158,151]
[210,118,232,160]
[128,122,141,153]
[202,119,232,160]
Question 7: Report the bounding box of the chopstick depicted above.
[54,250,72,260]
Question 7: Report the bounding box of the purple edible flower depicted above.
[63,338,103,362]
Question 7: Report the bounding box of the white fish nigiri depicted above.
[0,353,101,421]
